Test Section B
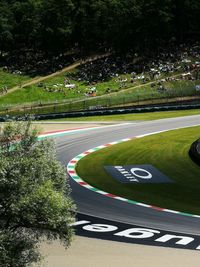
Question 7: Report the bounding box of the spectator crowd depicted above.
[1,43,200,97]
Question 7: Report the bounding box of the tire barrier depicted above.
[0,102,200,122]
[189,139,200,167]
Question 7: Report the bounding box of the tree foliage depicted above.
[0,121,76,267]
[0,0,200,55]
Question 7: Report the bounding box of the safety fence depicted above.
[1,89,200,118]
[0,101,200,122]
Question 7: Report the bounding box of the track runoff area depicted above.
[40,121,200,251]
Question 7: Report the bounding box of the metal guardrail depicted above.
[0,87,200,117]
[0,102,200,122]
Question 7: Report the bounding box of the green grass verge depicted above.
[46,109,200,122]
[76,126,200,214]
[0,68,33,90]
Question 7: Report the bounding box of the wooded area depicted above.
[0,0,200,56]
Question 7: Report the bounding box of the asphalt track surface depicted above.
[55,115,200,236]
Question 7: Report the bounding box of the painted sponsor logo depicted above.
[72,213,200,251]
[104,165,173,183]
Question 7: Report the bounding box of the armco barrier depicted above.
[0,102,200,122]
[189,139,200,167]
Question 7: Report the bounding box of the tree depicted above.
[39,0,75,52]
[0,0,14,53]
[0,121,76,267]
[0,0,200,60]
[10,0,42,50]
[172,0,200,41]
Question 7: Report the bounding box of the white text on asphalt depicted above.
[71,220,200,250]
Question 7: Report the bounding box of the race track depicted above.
[55,115,200,238]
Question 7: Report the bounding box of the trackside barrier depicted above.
[0,103,200,122]
[189,139,200,167]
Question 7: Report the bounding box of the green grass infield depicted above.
[76,126,200,214]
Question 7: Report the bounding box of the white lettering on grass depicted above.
[130,168,152,179]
